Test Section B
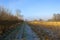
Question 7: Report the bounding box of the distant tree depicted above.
[16,9,23,20]
[47,13,60,21]
[52,14,60,21]
[39,19,43,21]
[47,19,52,21]
[33,19,38,21]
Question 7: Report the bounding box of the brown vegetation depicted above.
[28,21,60,40]
[0,7,23,37]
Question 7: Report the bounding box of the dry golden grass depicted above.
[30,21,60,27]
[28,21,60,40]
[29,21,60,32]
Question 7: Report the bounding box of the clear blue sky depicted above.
[0,0,60,20]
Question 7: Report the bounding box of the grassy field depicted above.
[30,21,60,26]
[28,21,60,40]
[29,21,60,31]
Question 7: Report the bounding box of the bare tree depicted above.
[52,14,60,21]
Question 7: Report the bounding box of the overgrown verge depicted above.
[0,7,23,38]
[28,22,60,40]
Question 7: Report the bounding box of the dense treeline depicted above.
[0,7,23,22]
[0,7,23,37]
[0,7,18,21]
